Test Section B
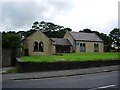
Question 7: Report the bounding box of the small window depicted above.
[97,44,99,52]
[80,43,86,52]
[94,43,99,52]
[34,41,38,51]
[39,42,44,52]
[80,43,83,52]
[83,43,86,52]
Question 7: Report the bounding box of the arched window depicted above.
[83,43,86,52]
[94,44,97,52]
[33,41,38,51]
[80,43,83,52]
[96,44,99,52]
[39,42,44,52]
[94,43,99,52]
[80,43,86,52]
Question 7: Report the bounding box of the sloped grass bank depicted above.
[19,52,119,62]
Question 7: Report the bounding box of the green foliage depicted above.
[2,32,21,49]
[17,21,72,40]
[20,52,119,62]
[17,21,72,38]
[79,28,92,33]
[17,29,36,38]
[109,28,119,40]
[31,21,72,38]
[104,45,111,52]
[6,67,18,73]
[109,28,120,47]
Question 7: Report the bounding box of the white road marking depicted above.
[98,85,115,89]
[89,84,116,90]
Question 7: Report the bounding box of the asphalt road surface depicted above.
[2,71,119,89]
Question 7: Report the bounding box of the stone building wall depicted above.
[75,41,104,52]
[64,31,104,52]
[23,30,54,55]
[64,31,75,52]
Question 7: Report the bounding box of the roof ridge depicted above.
[51,38,67,39]
[71,31,95,34]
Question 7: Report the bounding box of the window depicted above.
[96,44,99,52]
[80,43,83,52]
[39,42,44,52]
[80,43,86,52]
[33,41,44,52]
[94,43,99,52]
[83,43,86,52]
[34,41,38,51]
[94,44,96,52]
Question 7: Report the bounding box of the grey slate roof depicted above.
[51,38,72,46]
[70,32,103,42]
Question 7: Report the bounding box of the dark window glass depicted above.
[80,43,86,52]
[83,43,86,52]
[39,42,44,52]
[97,44,99,52]
[94,43,99,52]
[34,41,38,51]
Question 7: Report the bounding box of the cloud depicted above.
[1,0,119,34]
[1,1,74,32]
[2,2,48,31]
[53,0,119,34]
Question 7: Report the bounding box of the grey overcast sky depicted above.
[1,0,119,34]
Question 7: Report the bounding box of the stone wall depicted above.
[2,48,23,67]
[16,59,119,73]
[2,48,12,67]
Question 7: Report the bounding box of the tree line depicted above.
[2,21,120,52]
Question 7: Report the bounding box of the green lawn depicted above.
[19,52,119,62]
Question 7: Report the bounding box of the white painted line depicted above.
[98,85,116,89]
[89,84,116,90]
[103,70,108,72]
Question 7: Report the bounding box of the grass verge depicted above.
[19,52,119,62]
[6,67,18,73]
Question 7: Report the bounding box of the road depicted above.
[2,70,119,89]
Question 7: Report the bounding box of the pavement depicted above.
[2,65,120,81]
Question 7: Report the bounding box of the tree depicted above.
[32,21,56,32]
[109,28,120,51]
[32,21,39,30]
[17,29,37,39]
[31,21,72,38]
[79,28,92,33]
[2,32,21,49]
[99,33,112,52]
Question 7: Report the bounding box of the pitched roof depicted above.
[51,38,72,46]
[69,32,103,42]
